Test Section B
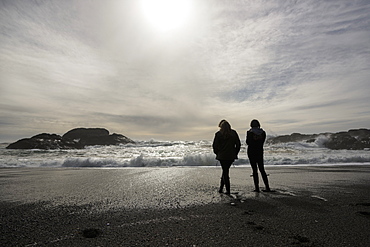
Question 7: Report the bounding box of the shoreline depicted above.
[1,165,370,246]
[2,162,370,170]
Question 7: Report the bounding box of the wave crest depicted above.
[39,153,218,168]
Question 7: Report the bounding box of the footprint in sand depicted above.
[357,211,370,217]
[291,234,310,243]
[355,202,370,217]
[82,228,101,238]
[246,221,264,231]
[355,202,370,206]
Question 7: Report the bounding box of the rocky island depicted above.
[6,128,135,149]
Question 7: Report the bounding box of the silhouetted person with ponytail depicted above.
[246,119,271,192]
[213,120,241,195]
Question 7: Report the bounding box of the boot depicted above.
[253,173,260,192]
[261,173,271,192]
[218,178,224,193]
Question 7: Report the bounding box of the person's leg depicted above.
[248,154,259,192]
[218,171,224,193]
[256,154,270,191]
[220,160,232,194]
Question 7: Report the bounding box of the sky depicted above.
[1,0,369,142]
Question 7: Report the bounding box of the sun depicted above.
[140,0,193,32]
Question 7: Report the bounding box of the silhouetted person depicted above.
[246,119,271,192]
[212,120,241,195]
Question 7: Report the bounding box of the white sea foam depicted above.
[1,140,370,168]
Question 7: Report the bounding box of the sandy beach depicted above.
[1,165,370,246]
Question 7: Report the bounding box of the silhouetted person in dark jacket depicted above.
[246,119,271,192]
[213,120,241,194]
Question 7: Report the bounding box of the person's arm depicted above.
[235,131,241,155]
[262,131,266,144]
[246,131,251,146]
[212,133,219,155]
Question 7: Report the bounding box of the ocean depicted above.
[1,138,370,168]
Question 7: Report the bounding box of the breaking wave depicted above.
[39,153,219,168]
[1,140,370,168]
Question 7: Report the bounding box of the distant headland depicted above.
[5,128,370,150]
[6,128,135,149]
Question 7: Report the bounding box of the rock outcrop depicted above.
[266,133,320,144]
[6,133,84,149]
[6,128,135,149]
[266,129,370,150]
[323,129,370,150]
[62,128,134,146]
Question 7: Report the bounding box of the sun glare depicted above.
[140,0,193,32]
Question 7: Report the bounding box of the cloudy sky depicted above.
[1,0,369,142]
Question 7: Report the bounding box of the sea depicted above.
[1,138,370,168]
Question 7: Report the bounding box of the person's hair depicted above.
[218,119,226,128]
[250,119,260,128]
[219,120,232,137]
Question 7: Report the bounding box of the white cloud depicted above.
[1,0,369,141]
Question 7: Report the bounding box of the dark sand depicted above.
[1,165,370,246]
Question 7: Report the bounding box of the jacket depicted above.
[246,127,266,152]
[212,129,241,161]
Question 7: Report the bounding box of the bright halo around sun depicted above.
[140,0,193,32]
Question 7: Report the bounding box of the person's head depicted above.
[219,120,231,136]
[250,119,260,128]
[218,119,226,128]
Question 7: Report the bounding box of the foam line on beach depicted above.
[310,195,328,201]
[116,214,214,228]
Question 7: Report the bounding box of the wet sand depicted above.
[1,165,370,246]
